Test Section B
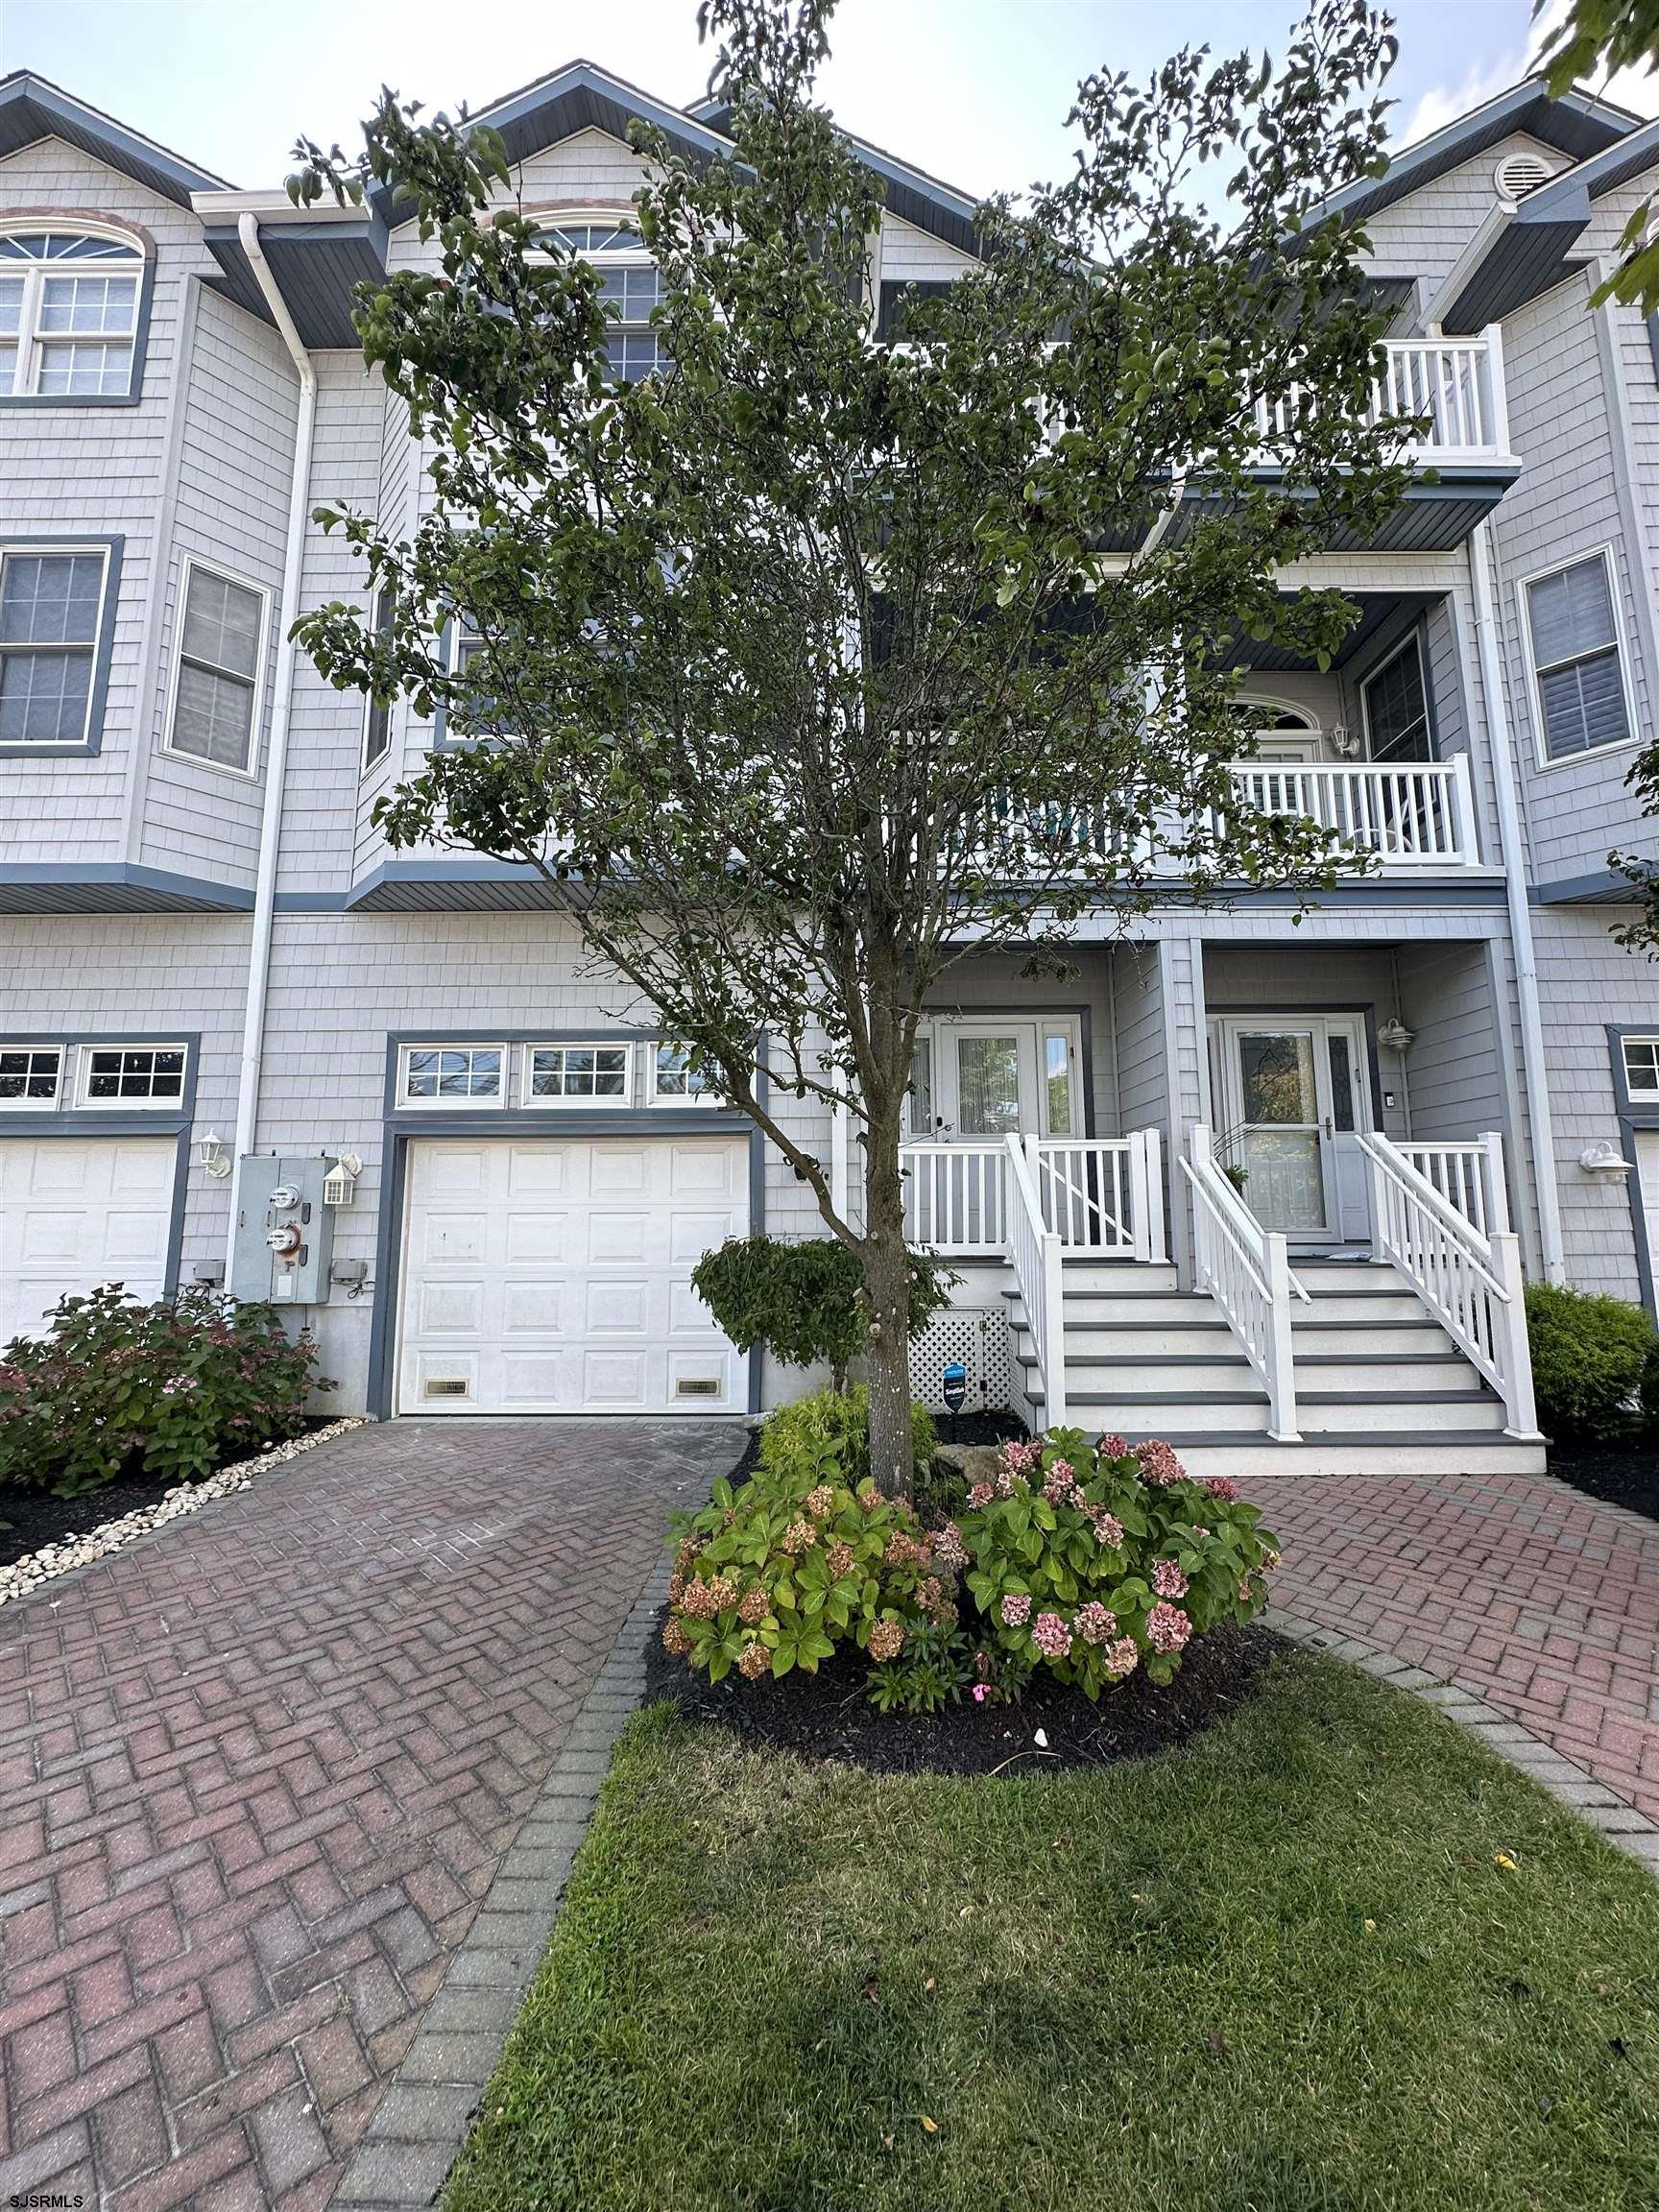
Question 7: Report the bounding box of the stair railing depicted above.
[1358,1131,1539,1437]
[1005,1132,1067,1430]
[1180,1124,1301,1440]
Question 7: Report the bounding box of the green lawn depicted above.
[445,1653,1659,2212]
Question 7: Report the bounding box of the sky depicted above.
[3,0,1658,203]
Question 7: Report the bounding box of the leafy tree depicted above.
[1539,1,1659,307]
[289,0,1414,1497]
[691,1233,954,1393]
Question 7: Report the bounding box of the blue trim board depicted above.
[0,72,231,205]
[0,863,253,915]
[0,536,123,758]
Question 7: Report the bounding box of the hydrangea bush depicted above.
[0,1284,325,1498]
[955,1431,1279,1693]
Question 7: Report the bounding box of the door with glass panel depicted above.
[1210,1014,1372,1243]
[906,1018,1082,1248]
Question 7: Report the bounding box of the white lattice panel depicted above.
[908,1306,1012,1414]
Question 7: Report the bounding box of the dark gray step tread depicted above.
[1297,1386,1500,1405]
[1075,1431,1539,1451]
[1015,1350,1253,1372]
[1028,1389,1270,1406]
[1297,1351,1466,1367]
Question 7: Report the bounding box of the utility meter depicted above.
[229,1156,336,1304]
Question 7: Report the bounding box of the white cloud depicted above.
[1395,48,1529,152]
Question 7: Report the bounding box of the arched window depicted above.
[0,226,145,398]
[539,215,667,383]
[1229,699,1318,732]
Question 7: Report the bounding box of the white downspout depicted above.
[1469,517,1566,1284]
[226,212,317,1270]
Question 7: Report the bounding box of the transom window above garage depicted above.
[1623,1036,1659,1098]
[651,1043,723,1104]
[77,1044,187,1106]
[0,1045,62,1107]
[526,1043,633,1103]
[398,1045,505,1106]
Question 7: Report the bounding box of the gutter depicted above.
[226,211,317,1268]
[1468,517,1566,1284]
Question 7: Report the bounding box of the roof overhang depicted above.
[0,70,231,204]
[0,864,254,916]
[1171,467,1520,558]
[1213,589,1443,674]
[193,192,388,349]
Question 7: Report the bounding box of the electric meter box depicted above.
[230,1155,336,1306]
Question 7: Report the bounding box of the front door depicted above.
[1209,1014,1372,1244]
[916,1017,1083,1142]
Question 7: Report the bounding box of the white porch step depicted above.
[1296,1353,1484,1393]
[1286,1289,1436,1325]
[1289,1318,1456,1356]
[1291,1259,1407,1290]
[1294,1389,1504,1434]
[1017,1319,1238,1358]
[1142,1433,1547,1479]
[1019,1352,1259,1393]
[1024,1387,1273,1433]
[1011,1289,1225,1325]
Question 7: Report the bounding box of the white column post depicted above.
[830,1090,850,1222]
[1492,1229,1539,1437]
[1448,751,1478,865]
[1142,1127,1166,1263]
[1482,323,1510,455]
[1042,1226,1068,1431]
[1263,1231,1301,1441]
[1479,1130,1511,1238]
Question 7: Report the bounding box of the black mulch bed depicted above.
[1547,1436,1659,1526]
[645,1610,1286,1777]
[932,1407,1028,1449]
[0,1418,337,1570]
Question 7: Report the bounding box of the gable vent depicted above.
[1494,152,1558,204]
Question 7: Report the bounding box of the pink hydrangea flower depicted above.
[967,1480,994,1510]
[1203,1475,1239,1502]
[1103,1636,1140,1680]
[1146,1601,1192,1654]
[1096,1434,1129,1458]
[1074,1600,1118,1645]
[1135,1439,1187,1486]
[1151,1559,1190,1600]
[972,1683,989,1702]
[932,1521,968,1569]
[1032,1611,1071,1660]
[999,1591,1032,1626]
[1092,1513,1125,1551]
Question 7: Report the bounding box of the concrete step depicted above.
[1134,1432,1548,1479]
[1294,1389,1505,1435]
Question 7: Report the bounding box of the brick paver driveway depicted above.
[1250,1467,1659,1824]
[0,1416,741,2210]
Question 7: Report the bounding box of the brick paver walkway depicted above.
[0,1416,740,2210]
[1249,1468,1659,1824]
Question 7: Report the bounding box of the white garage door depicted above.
[397,1137,750,1413]
[0,1136,177,1345]
[1637,1133,1659,1302]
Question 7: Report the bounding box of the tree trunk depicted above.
[861,1125,916,1503]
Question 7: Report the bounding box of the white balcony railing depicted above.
[901,1134,1165,1261]
[1219,756,1479,868]
[1254,332,1512,466]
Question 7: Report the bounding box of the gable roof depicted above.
[0,70,233,203]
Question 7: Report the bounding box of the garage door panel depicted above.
[414,1145,490,1200]
[0,1137,176,1344]
[110,1148,176,1201]
[399,1136,748,1414]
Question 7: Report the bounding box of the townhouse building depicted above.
[2,60,1658,1476]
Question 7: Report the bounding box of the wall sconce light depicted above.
[195,1129,232,1179]
[1578,1140,1632,1177]
[1330,722,1360,758]
[1377,1018,1415,1054]
[323,1153,363,1208]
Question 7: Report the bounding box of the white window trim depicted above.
[397,1044,508,1111]
[0,541,111,749]
[1358,632,1430,760]
[74,1042,189,1111]
[904,1013,1086,1139]
[649,1042,724,1107]
[0,221,143,398]
[521,1041,636,1109]
[162,556,271,781]
[1517,543,1639,773]
[1623,1036,1659,1097]
[0,1043,63,1110]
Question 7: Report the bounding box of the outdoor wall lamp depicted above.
[1377,1018,1415,1054]
[195,1128,232,1179]
[1578,1140,1632,1177]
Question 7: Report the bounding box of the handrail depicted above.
[1202,1141,1312,1305]
[1183,1125,1299,1439]
[1358,1131,1539,1437]
[1220,757,1479,868]
[1005,1133,1067,1429]
[1396,1134,1508,1242]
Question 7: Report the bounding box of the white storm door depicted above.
[398,1136,749,1413]
[0,1136,176,1343]
[1212,1015,1372,1243]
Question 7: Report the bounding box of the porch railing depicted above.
[1181,1124,1303,1440]
[900,1141,1010,1256]
[900,1133,1165,1259]
[1218,757,1479,868]
[1006,1135,1067,1429]
[1395,1135,1510,1240]
[1254,333,1512,466]
[1358,1131,1538,1436]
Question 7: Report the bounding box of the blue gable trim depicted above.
[0,864,254,915]
[0,72,230,204]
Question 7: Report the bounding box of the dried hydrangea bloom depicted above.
[883,1529,920,1568]
[932,1521,968,1570]
[1103,1635,1140,1679]
[1135,1438,1187,1486]
[779,1520,816,1556]
[666,1571,685,1604]
[1203,1475,1240,1502]
[1095,1434,1129,1458]
[966,1480,995,1510]
[675,1537,702,1572]
[677,1579,722,1621]
[999,1591,1032,1627]
[805,1484,836,1520]
[917,1575,944,1616]
[1074,1600,1118,1645]
[1262,1546,1282,1572]
[1031,1611,1071,1660]
[661,1618,693,1656]
[737,1639,771,1681]
[826,1540,856,1578]
[1145,1600,1191,1653]
[868,1617,905,1662]
[736,1587,768,1625]
[1151,1559,1189,1600]
[707,1574,739,1612]
[1092,1513,1125,1551]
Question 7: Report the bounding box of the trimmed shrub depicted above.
[956,1430,1278,1693]
[690,1234,956,1391]
[757,1383,936,1487]
[0,1284,325,1498]
[1525,1282,1655,1440]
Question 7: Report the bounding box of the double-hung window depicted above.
[542,219,668,383]
[168,562,267,772]
[0,228,143,397]
[1359,635,1432,761]
[1525,551,1633,762]
[0,545,112,747]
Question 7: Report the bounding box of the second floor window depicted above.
[1360,636,1431,762]
[0,228,143,397]
[0,546,109,746]
[1526,551,1632,762]
[543,219,667,383]
[362,586,395,771]
[168,562,266,772]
